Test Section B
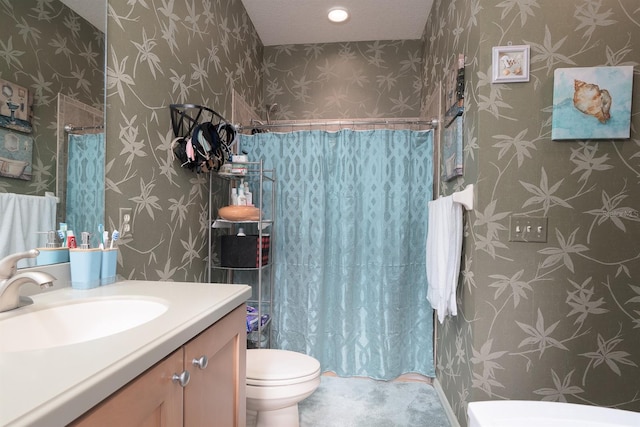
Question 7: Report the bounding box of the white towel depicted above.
[426,195,463,324]
[0,193,56,268]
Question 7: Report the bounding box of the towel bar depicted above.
[451,184,474,210]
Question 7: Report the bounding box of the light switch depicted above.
[509,216,548,243]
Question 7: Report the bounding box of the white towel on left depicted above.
[426,195,463,324]
[0,193,56,268]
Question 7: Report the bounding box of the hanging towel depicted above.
[426,195,463,323]
[0,193,56,268]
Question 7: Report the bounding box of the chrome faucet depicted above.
[0,249,56,312]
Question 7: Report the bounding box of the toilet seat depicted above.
[247,349,321,387]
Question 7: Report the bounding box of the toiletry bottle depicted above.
[237,184,247,206]
[80,232,91,249]
[231,187,238,205]
[237,227,246,237]
[67,230,77,248]
[244,182,253,206]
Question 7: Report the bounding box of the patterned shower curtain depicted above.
[240,129,435,379]
[66,133,105,248]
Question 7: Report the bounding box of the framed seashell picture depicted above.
[492,45,530,83]
[552,66,633,140]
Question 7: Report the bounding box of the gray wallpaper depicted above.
[100,1,639,426]
[263,40,424,119]
[105,0,262,281]
[421,0,640,425]
[0,0,104,195]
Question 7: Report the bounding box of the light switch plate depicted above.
[509,216,548,242]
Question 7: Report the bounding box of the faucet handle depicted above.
[0,249,40,279]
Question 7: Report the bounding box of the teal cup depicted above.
[100,248,118,285]
[69,249,102,289]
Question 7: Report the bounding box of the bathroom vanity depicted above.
[0,280,251,427]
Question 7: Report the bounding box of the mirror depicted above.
[0,0,105,265]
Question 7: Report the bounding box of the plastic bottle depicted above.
[237,185,247,206]
[80,232,91,249]
[237,227,246,237]
[231,187,238,205]
[244,182,253,206]
[67,230,77,248]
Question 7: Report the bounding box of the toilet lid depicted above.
[247,349,320,385]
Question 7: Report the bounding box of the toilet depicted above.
[246,349,321,427]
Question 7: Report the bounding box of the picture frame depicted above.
[443,115,463,181]
[0,78,33,133]
[492,45,530,83]
[551,66,633,140]
[444,53,465,128]
[0,127,34,180]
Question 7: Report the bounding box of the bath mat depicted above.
[299,376,451,427]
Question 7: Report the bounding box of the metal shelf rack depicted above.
[208,160,276,348]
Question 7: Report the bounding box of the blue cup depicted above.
[100,248,118,285]
[69,249,102,289]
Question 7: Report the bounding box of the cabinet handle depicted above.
[172,370,190,387]
[192,355,209,369]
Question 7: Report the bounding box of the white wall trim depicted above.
[433,378,461,427]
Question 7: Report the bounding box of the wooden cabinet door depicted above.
[183,304,247,427]
[70,349,185,427]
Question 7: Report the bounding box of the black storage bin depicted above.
[220,235,270,268]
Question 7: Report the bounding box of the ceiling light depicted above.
[328,7,349,23]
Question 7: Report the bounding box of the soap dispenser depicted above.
[44,230,61,248]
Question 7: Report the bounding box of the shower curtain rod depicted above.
[238,117,439,131]
[64,124,104,132]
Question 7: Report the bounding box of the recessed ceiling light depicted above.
[328,7,349,23]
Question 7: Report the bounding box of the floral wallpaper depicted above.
[94,1,640,426]
[263,40,424,120]
[0,0,104,195]
[420,0,640,425]
[105,0,262,282]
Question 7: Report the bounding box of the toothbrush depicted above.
[110,230,119,249]
[98,224,104,249]
[57,230,66,245]
[58,223,68,247]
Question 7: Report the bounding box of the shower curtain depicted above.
[240,129,435,379]
[66,133,105,248]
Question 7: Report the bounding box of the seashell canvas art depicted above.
[552,66,633,140]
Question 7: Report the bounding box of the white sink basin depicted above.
[0,298,168,353]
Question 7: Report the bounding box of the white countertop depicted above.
[0,280,251,427]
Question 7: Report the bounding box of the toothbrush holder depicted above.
[69,248,102,289]
[36,247,70,266]
[100,248,118,286]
